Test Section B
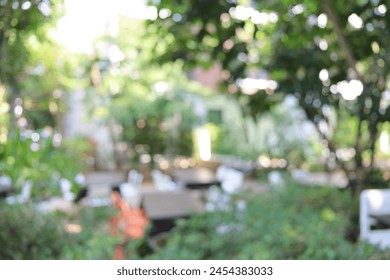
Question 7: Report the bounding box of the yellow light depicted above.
[64,223,82,234]
[197,128,211,161]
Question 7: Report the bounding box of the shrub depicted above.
[58,206,119,260]
[148,184,390,259]
[0,203,70,259]
[0,129,90,199]
[0,202,120,260]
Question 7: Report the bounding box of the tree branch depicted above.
[321,0,361,78]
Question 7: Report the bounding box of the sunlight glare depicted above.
[197,128,211,161]
[317,13,327,28]
[337,80,363,101]
[348,13,363,29]
[319,69,329,82]
[53,0,152,53]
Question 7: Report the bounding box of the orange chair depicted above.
[111,192,148,259]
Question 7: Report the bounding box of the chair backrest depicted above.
[360,189,390,238]
[119,183,137,197]
[75,173,86,185]
[151,169,177,191]
[0,176,12,186]
[268,170,284,186]
[119,182,141,208]
[21,181,33,200]
[60,178,75,200]
[128,170,143,187]
[205,185,230,212]
[221,169,244,194]
[60,178,72,193]
[151,169,163,182]
[216,165,229,181]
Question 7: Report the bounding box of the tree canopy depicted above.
[146,0,390,193]
[0,0,70,133]
[0,0,63,86]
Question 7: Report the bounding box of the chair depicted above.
[205,185,230,212]
[0,176,12,198]
[86,186,113,207]
[127,170,143,188]
[5,181,33,204]
[205,167,244,212]
[119,183,141,209]
[75,173,86,185]
[268,170,284,185]
[59,178,75,201]
[0,175,12,187]
[151,169,177,191]
[360,189,390,249]
[216,165,229,182]
[221,168,244,194]
[119,170,144,208]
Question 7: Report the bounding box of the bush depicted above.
[148,184,390,259]
[56,206,119,260]
[0,202,120,260]
[0,129,90,200]
[0,203,70,259]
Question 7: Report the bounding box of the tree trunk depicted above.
[6,85,19,137]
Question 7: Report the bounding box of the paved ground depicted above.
[291,169,348,188]
[241,179,269,193]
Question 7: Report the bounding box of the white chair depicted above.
[205,185,230,212]
[205,167,245,212]
[86,185,112,207]
[127,170,143,187]
[6,181,33,204]
[221,168,244,194]
[119,171,143,209]
[268,170,285,191]
[0,175,12,196]
[216,165,229,182]
[75,173,86,186]
[360,189,390,249]
[59,178,75,201]
[151,169,177,191]
[0,175,12,186]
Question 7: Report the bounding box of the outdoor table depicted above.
[141,191,203,235]
[170,167,220,190]
[370,214,390,227]
[85,171,127,187]
[75,171,127,203]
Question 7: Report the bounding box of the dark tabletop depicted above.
[370,214,390,227]
[141,191,203,220]
[170,167,220,189]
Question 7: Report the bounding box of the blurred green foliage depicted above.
[60,206,119,260]
[0,202,119,260]
[0,0,64,86]
[146,183,390,259]
[0,0,76,134]
[0,202,70,259]
[86,17,212,160]
[0,129,91,199]
[146,0,390,192]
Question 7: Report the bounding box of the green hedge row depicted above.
[149,185,390,259]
